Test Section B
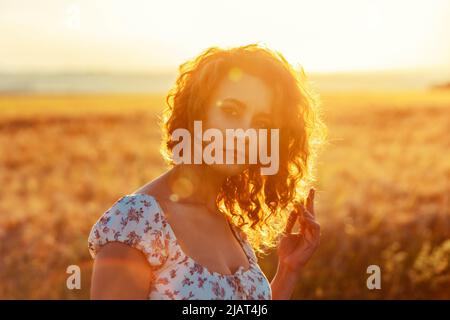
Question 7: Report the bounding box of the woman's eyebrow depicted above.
[222,98,247,109]
[221,98,271,117]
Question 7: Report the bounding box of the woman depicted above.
[88,43,327,299]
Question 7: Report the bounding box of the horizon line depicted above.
[1,65,450,76]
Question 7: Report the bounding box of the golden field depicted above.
[0,90,449,299]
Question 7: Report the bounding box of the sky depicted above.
[0,0,449,74]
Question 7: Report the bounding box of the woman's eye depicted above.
[254,119,271,128]
[222,106,239,117]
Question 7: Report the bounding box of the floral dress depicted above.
[88,193,272,300]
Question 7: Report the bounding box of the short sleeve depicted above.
[88,193,170,269]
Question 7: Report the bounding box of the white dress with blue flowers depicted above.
[88,193,272,300]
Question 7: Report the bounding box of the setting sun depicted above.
[1,0,449,73]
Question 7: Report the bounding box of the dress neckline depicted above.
[130,193,254,277]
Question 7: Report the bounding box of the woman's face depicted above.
[202,70,274,176]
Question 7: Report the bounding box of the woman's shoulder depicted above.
[95,193,163,230]
[88,193,171,268]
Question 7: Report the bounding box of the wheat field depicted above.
[0,90,449,299]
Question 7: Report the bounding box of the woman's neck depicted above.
[167,164,227,213]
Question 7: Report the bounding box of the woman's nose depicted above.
[239,115,253,131]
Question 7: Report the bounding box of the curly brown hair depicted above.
[160,43,327,254]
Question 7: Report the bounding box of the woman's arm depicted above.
[90,242,153,300]
[271,188,321,300]
[270,264,301,300]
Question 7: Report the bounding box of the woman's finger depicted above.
[284,210,298,234]
[300,207,319,228]
[301,214,321,240]
[304,223,320,244]
[303,211,320,229]
[294,201,306,222]
[302,208,316,221]
[304,220,321,236]
[306,188,315,217]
